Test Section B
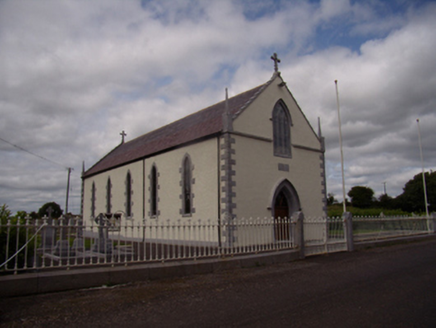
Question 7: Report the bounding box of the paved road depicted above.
[1,238,436,327]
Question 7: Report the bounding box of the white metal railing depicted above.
[352,215,431,242]
[303,215,434,256]
[2,214,434,274]
[0,215,297,274]
[304,217,347,255]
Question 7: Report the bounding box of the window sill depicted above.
[274,153,292,159]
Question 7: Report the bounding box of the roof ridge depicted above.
[121,83,268,146]
[84,142,123,176]
[83,77,273,178]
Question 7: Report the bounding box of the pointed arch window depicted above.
[150,165,158,217]
[106,177,112,214]
[182,155,193,215]
[272,101,292,157]
[91,182,96,218]
[126,172,132,217]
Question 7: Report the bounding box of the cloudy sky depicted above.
[1,0,435,215]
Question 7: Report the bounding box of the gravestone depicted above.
[71,215,84,239]
[71,238,84,254]
[91,213,113,254]
[53,215,71,256]
[40,207,56,250]
[53,240,70,257]
[58,215,69,240]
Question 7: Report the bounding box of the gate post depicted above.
[292,211,305,259]
[430,213,436,233]
[343,212,354,252]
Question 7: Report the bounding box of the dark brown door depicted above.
[274,191,290,240]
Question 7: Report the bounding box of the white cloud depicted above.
[319,0,352,20]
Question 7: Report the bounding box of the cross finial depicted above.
[120,130,127,144]
[271,53,281,72]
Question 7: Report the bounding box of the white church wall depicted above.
[231,134,324,245]
[232,136,275,219]
[111,161,144,219]
[289,147,325,217]
[83,173,108,222]
[83,161,144,224]
[83,179,95,220]
[143,137,219,226]
[83,138,220,243]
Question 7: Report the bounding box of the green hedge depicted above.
[327,205,409,218]
[0,205,36,271]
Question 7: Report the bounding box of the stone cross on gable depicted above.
[120,130,127,144]
[271,53,281,72]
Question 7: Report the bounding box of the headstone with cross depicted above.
[41,206,56,250]
[70,215,85,255]
[91,213,113,254]
[271,53,281,72]
[54,214,71,257]
[59,213,69,239]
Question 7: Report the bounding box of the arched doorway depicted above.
[271,180,300,241]
[274,191,289,240]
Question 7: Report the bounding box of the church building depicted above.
[82,57,327,232]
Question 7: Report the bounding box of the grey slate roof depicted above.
[83,79,272,178]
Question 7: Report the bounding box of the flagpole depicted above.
[335,80,347,213]
[65,167,72,215]
[416,119,429,217]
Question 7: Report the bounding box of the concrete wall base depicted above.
[0,249,301,298]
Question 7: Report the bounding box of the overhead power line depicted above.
[0,136,68,170]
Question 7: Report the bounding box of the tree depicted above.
[38,202,63,219]
[29,211,39,220]
[0,204,35,270]
[377,194,394,209]
[15,211,27,220]
[327,193,337,206]
[395,171,436,213]
[347,186,374,208]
